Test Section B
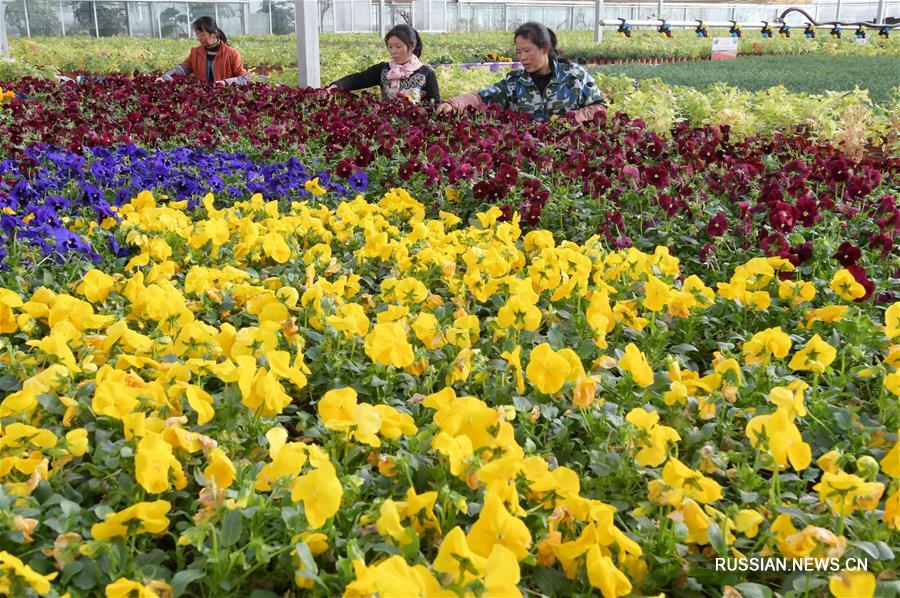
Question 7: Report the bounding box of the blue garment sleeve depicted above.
[477,74,513,108]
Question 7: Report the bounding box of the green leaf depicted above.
[400,527,421,561]
[547,326,566,348]
[532,566,570,595]
[71,559,102,591]
[874,541,895,560]
[295,542,318,574]
[0,375,20,391]
[59,499,81,517]
[734,582,774,598]
[707,522,728,556]
[60,561,83,585]
[671,343,698,354]
[850,540,893,560]
[219,510,243,548]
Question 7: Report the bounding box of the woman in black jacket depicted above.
[329,24,439,104]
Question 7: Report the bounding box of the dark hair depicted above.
[514,21,567,62]
[193,16,227,45]
[385,24,423,57]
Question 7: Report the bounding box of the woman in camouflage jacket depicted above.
[437,22,606,123]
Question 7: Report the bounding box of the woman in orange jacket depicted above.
[157,17,249,86]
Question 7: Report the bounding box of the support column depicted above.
[0,0,9,57]
[876,0,886,23]
[294,0,319,87]
[594,0,603,42]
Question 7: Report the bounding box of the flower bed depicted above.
[0,82,897,291]
[0,185,897,596]
[4,32,898,81]
[0,57,898,598]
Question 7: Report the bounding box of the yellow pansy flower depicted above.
[814,471,885,516]
[364,322,415,368]
[618,343,654,388]
[326,303,370,338]
[76,269,116,303]
[0,551,57,595]
[526,343,571,394]
[135,432,181,494]
[830,269,865,301]
[829,571,876,598]
[746,408,811,471]
[585,545,632,598]
[204,448,236,489]
[743,327,792,366]
[289,462,343,529]
[886,302,900,339]
[483,545,522,598]
[304,177,327,197]
[789,334,837,373]
[105,578,160,598]
[91,501,172,541]
[65,429,89,457]
[433,526,485,584]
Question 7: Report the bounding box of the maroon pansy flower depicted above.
[706,212,729,237]
[833,242,861,266]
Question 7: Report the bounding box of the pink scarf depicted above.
[385,56,423,94]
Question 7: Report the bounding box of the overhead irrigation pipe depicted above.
[601,10,897,39]
[601,19,780,29]
[775,7,897,38]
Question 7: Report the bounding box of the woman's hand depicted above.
[154,77,167,83]
[215,80,226,88]
[436,101,456,115]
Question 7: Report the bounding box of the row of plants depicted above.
[0,79,897,286]
[3,31,897,82]
[0,56,897,597]
[272,66,899,152]
[594,55,900,104]
[0,179,897,596]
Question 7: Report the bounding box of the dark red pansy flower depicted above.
[825,157,851,185]
[769,201,798,234]
[833,242,861,266]
[336,158,354,178]
[644,163,670,189]
[518,199,542,226]
[791,240,814,264]
[795,195,820,227]
[706,212,729,237]
[496,163,519,186]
